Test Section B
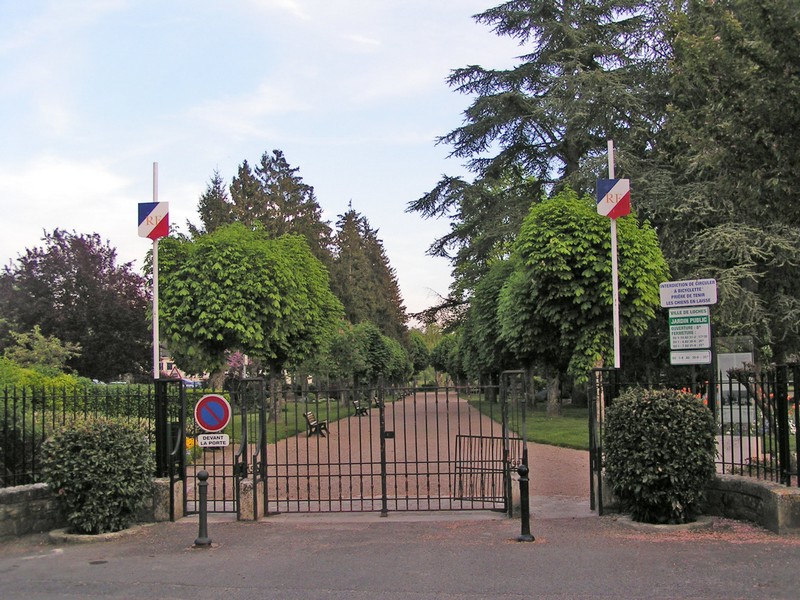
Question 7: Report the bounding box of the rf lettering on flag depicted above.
[138,202,169,240]
[596,179,630,219]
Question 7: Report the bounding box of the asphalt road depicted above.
[1,508,799,600]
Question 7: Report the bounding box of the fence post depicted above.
[776,365,791,486]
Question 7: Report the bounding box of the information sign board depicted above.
[659,279,717,308]
[197,433,230,448]
[668,307,711,350]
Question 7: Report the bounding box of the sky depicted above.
[0,0,523,317]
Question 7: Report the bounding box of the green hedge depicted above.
[40,417,155,534]
[604,388,716,524]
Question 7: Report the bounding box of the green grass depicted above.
[469,398,590,451]
[520,405,589,450]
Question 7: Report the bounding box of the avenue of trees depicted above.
[411,0,800,405]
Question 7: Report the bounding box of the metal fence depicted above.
[1,384,156,488]
[589,364,800,512]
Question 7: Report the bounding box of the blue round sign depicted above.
[194,394,232,433]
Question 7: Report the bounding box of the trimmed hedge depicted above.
[40,417,154,534]
[604,388,716,524]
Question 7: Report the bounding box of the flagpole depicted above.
[152,162,160,380]
[608,141,621,369]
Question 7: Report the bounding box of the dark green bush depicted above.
[40,417,155,534]
[604,388,717,524]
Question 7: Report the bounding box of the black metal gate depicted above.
[169,377,525,517]
[257,380,524,515]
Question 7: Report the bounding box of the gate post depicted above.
[154,379,169,478]
[378,378,389,517]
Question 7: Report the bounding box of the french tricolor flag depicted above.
[596,179,631,219]
[138,202,169,240]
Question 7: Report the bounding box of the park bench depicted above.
[304,411,328,436]
[353,400,369,416]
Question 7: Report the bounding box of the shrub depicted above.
[40,417,155,534]
[603,388,717,524]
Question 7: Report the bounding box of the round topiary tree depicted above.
[603,388,717,524]
[40,417,155,534]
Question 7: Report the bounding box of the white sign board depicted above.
[659,279,717,308]
[197,433,230,448]
[670,350,712,365]
[668,307,711,350]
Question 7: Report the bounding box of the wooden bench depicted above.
[353,400,369,416]
[304,411,328,436]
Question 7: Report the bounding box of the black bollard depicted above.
[517,452,535,542]
[194,470,212,547]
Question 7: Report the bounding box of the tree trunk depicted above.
[546,373,561,417]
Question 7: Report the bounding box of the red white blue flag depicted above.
[596,179,631,219]
[138,202,169,240]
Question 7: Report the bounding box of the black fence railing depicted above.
[589,364,800,512]
[1,384,156,488]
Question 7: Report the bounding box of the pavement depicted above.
[1,499,799,599]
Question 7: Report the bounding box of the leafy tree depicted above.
[3,326,81,376]
[637,0,800,361]
[409,0,668,324]
[0,230,150,381]
[329,207,407,339]
[498,188,669,414]
[407,330,430,375]
[440,0,663,196]
[430,333,467,385]
[460,259,517,382]
[158,224,343,375]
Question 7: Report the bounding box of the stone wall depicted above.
[704,474,800,535]
[0,478,176,541]
[0,483,66,540]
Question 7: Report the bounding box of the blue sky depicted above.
[0,0,521,316]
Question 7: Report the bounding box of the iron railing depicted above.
[1,384,156,488]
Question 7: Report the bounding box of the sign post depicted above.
[138,163,169,380]
[597,140,631,369]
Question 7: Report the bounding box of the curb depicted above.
[48,522,155,544]
[608,514,715,532]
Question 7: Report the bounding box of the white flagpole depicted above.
[608,141,621,369]
[152,162,160,380]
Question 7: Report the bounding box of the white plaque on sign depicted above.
[670,350,712,365]
[197,433,230,448]
[659,279,717,308]
[668,307,711,350]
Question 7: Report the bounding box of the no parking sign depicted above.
[194,394,232,433]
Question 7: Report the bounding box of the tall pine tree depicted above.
[330,207,407,340]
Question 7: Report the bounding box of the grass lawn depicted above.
[521,405,589,451]
[469,398,590,451]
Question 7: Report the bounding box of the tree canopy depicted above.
[0,229,150,381]
[158,223,343,374]
[497,188,669,410]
